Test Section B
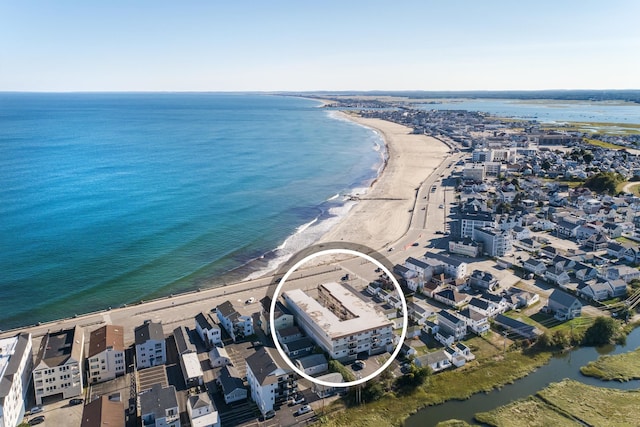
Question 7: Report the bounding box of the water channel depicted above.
[405,327,640,426]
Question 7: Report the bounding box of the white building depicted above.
[87,325,125,384]
[216,301,254,342]
[260,298,294,335]
[208,346,232,368]
[135,321,166,370]
[33,326,84,405]
[246,348,297,416]
[473,227,512,257]
[0,333,32,427]
[283,282,395,361]
[187,392,220,427]
[194,313,222,348]
[463,163,485,182]
[140,383,180,427]
[424,253,468,280]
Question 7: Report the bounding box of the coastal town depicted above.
[2,98,640,427]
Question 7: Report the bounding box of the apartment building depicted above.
[134,321,166,370]
[283,282,394,362]
[0,333,32,427]
[245,347,297,416]
[33,326,84,405]
[87,325,125,384]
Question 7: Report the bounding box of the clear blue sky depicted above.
[1,0,638,91]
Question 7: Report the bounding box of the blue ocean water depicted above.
[419,99,640,125]
[0,93,383,330]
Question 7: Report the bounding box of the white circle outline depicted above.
[269,248,408,388]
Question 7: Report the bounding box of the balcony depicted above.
[348,342,357,349]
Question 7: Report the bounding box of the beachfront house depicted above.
[216,301,254,342]
[134,320,166,370]
[33,326,84,405]
[87,325,125,384]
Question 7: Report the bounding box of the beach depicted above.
[0,109,450,340]
[319,112,450,249]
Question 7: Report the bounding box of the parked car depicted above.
[353,360,366,370]
[260,410,276,420]
[29,416,45,426]
[295,405,312,416]
[29,407,43,415]
[69,398,84,406]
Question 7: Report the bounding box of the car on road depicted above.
[438,204,444,209]
[245,297,255,304]
[435,230,443,235]
[260,410,276,420]
[29,416,45,425]
[412,242,419,246]
[295,405,312,416]
[29,407,43,415]
[353,360,366,370]
[69,398,84,406]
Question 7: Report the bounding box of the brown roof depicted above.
[80,396,125,427]
[88,325,125,358]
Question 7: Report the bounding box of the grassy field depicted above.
[319,341,551,427]
[475,396,580,427]
[583,137,628,150]
[537,380,640,427]
[580,347,640,381]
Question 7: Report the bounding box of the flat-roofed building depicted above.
[283,282,394,361]
[87,325,125,384]
[135,321,166,370]
[33,326,84,405]
[80,395,125,427]
[0,333,33,427]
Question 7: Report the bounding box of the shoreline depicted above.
[0,107,449,336]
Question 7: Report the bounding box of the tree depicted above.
[582,316,620,346]
[584,172,624,195]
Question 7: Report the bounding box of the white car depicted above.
[295,405,312,416]
[245,297,255,304]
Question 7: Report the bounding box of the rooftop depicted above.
[81,395,125,427]
[36,326,83,368]
[283,282,393,340]
[88,325,124,358]
[134,321,164,346]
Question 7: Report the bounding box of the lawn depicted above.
[475,396,580,427]
[580,347,640,381]
[537,380,640,427]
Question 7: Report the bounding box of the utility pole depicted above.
[503,331,508,355]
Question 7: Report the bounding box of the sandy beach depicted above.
[319,112,450,250]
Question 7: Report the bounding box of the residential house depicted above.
[282,338,315,359]
[87,325,125,384]
[607,279,628,297]
[506,287,540,308]
[276,326,303,344]
[33,326,84,405]
[139,383,180,427]
[552,255,577,273]
[467,297,499,318]
[454,342,475,361]
[468,270,499,291]
[312,372,345,398]
[424,253,468,280]
[174,327,203,388]
[448,238,482,258]
[547,289,582,321]
[494,314,540,340]
[606,265,640,283]
[194,312,222,349]
[0,333,33,427]
[544,267,571,286]
[577,281,613,301]
[294,354,328,376]
[80,395,125,427]
[246,347,297,416]
[259,297,294,335]
[602,222,624,238]
[414,350,452,372]
[433,289,471,308]
[408,301,431,325]
[582,232,609,251]
[436,310,467,341]
[555,217,583,238]
[134,321,166,370]
[512,226,532,240]
[187,392,220,427]
[208,346,232,368]
[606,242,637,262]
[540,245,562,259]
[574,263,599,281]
[216,301,254,342]
[217,366,247,404]
[422,281,445,298]
[523,258,547,276]
[457,308,490,335]
[444,346,467,368]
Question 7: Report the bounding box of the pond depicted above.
[405,327,640,426]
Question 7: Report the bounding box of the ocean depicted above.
[0,93,384,330]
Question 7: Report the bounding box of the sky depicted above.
[1,0,639,92]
